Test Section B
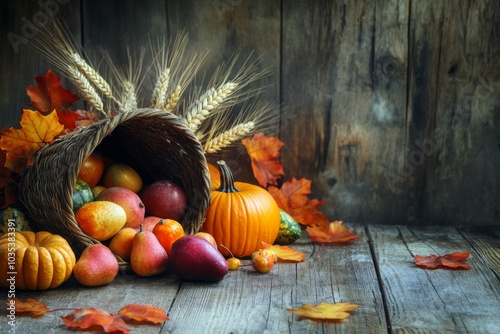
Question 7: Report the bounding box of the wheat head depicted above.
[203,121,255,153]
[67,66,105,116]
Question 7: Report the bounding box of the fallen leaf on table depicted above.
[268,178,329,227]
[242,132,284,187]
[118,304,169,324]
[8,298,50,317]
[306,221,359,243]
[0,109,64,173]
[61,308,130,334]
[261,242,306,262]
[287,302,360,321]
[414,252,471,270]
[27,69,79,114]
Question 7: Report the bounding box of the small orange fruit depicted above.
[109,227,137,261]
[102,163,143,193]
[75,201,127,241]
[152,219,185,254]
[78,153,105,188]
[194,232,217,249]
[91,185,107,198]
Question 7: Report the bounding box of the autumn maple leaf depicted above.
[268,178,329,227]
[27,69,79,114]
[306,221,359,243]
[8,298,51,317]
[261,241,306,262]
[118,304,169,324]
[414,252,471,270]
[242,132,284,187]
[287,302,360,321]
[0,109,64,173]
[61,308,130,334]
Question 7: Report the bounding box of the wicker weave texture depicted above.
[19,108,211,251]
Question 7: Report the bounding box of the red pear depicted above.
[168,235,228,282]
[130,225,168,276]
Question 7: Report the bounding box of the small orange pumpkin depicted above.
[0,231,76,290]
[199,160,281,257]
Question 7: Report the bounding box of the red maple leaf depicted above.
[242,132,284,187]
[26,70,79,114]
[414,252,471,270]
[61,308,130,334]
[268,178,329,227]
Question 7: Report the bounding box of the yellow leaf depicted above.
[287,302,360,321]
[261,242,306,262]
[0,109,63,173]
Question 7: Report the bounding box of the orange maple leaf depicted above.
[0,109,64,173]
[268,178,329,227]
[61,308,130,334]
[414,252,471,270]
[287,302,360,321]
[261,241,306,262]
[118,304,169,324]
[242,132,284,187]
[27,69,79,114]
[306,221,359,243]
[8,298,51,317]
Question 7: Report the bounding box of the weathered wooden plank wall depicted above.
[1,0,499,226]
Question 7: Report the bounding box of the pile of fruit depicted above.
[0,151,303,290]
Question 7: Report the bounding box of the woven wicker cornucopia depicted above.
[18,108,211,254]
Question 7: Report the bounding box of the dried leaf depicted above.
[27,70,79,114]
[268,178,329,227]
[118,304,169,324]
[56,110,81,130]
[414,252,471,270]
[0,109,64,173]
[261,242,306,262]
[8,298,51,317]
[306,221,360,243]
[61,308,130,334]
[242,133,284,187]
[287,302,360,321]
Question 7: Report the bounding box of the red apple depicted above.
[140,180,187,221]
[96,187,145,228]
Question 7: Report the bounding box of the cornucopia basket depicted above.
[18,108,211,257]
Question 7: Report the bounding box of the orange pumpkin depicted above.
[0,231,76,290]
[208,163,221,190]
[199,160,281,258]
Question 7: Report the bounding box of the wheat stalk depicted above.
[165,85,182,112]
[185,82,238,131]
[121,80,138,112]
[203,121,255,153]
[69,52,119,105]
[151,68,170,109]
[67,66,105,116]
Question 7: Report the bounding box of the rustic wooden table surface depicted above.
[2,224,499,333]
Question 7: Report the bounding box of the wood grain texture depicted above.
[3,226,499,333]
[0,0,82,129]
[0,0,499,226]
[281,0,412,224]
[368,225,500,333]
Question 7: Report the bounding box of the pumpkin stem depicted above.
[216,160,240,193]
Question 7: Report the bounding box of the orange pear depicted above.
[130,224,168,276]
